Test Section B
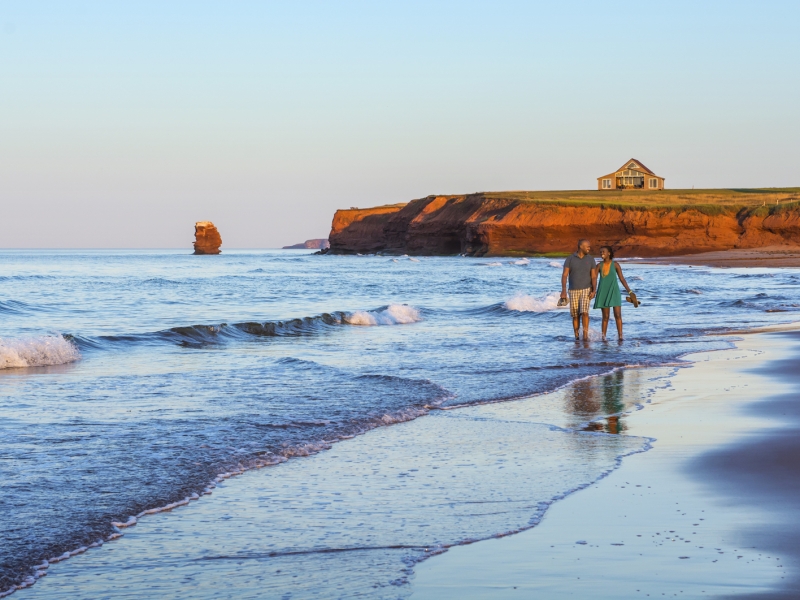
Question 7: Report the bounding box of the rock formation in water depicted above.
[282,238,331,250]
[328,192,800,257]
[193,221,222,255]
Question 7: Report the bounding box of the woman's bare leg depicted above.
[601,308,610,339]
[613,306,623,340]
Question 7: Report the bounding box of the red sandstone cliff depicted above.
[328,192,800,257]
[193,221,222,255]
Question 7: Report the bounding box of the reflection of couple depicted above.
[559,239,632,341]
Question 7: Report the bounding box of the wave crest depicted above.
[0,335,81,369]
[345,304,422,326]
[504,292,561,313]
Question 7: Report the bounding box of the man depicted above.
[560,239,597,341]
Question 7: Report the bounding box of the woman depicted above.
[593,246,633,341]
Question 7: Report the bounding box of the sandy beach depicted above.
[633,247,800,269]
[9,326,799,599]
[413,330,800,599]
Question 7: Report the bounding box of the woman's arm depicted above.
[615,262,632,293]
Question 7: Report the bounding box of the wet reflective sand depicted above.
[413,332,797,598]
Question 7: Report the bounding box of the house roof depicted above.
[619,158,656,175]
[596,159,662,179]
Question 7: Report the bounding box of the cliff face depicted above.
[193,221,222,255]
[328,194,800,257]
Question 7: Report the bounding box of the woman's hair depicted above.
[600,245,615,260]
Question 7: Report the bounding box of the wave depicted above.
[0,300,33,315]
[72,305,423,350]
[0,335,81,370]
[548,261,561,268]
[344,304,421,326]
[504,292,562,313]
[510,258,530,266]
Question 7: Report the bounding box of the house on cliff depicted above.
[597,159,664,190]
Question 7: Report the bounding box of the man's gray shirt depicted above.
[563,252,596,290]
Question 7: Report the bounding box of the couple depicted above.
[559,239,633,341]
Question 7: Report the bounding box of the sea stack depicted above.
[193,221,222,255]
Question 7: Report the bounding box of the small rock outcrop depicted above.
[193,221,222,255]
[282,239,331,250]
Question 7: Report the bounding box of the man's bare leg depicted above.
[572,317,580,340]
[581,312,590,340]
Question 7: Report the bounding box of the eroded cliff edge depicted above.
[328,190,800,257]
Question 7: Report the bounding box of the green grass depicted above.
[458,188,800,216]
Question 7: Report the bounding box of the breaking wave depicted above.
[504,292,562,313]
[0,335,81,369]
[344,304,422,326]
[69,305,423,350]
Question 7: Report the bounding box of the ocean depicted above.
[2,249,799,596]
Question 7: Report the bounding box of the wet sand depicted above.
[11,330,800,598]
[413,331,800,598]
[632,246,800,268]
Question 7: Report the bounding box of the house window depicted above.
[603,179,612,189]
[649,178,658,189]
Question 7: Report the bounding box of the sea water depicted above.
[1,249,799,595]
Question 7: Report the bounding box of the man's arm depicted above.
[589,267,597,298]
[561,267,569,299]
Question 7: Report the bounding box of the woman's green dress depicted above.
[594,260,622,309]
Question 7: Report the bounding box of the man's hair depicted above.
[577,239,589,249]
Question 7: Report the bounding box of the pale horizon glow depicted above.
[1,1,798,248]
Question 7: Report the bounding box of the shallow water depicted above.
[2,250,799,593]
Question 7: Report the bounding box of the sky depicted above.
[1,1,798,248]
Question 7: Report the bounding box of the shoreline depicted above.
[7,326,800,598]
[325,247,800,269]
[629,246,800,268]
[412,329,800,598]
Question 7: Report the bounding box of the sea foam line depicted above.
[0,401,443,597]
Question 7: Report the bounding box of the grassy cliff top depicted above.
[481,188,800,210]
[473,188,800,217]
[347,189,800,216]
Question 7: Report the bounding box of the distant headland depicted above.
[326,188,800,257]
[283,238,330,250]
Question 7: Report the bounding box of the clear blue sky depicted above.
[1,1,798,248]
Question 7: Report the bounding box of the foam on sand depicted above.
[504,292,562,313]
[345,304,422,326]
[0,335,80,369]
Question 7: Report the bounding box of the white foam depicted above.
[408,257,420,262]
[504,292,562,312]
[0,335,80,369]
[484,262,503,267]
[510,258,530,266]
[345,304,422,326]
[548,261,562,268]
